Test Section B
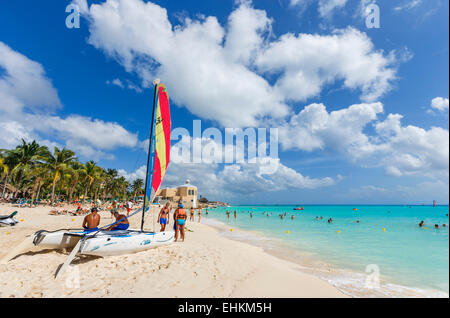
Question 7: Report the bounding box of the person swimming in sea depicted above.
[291,215,295,220]
[158,202,170,232]
[434,224,439,229]
[328,218,333,224]
[419,221,425,227]
[250,213,253,218]
[234,210,237,219]
[107,211,129,231]
[174,204,187,242]
[226,210,230,220]
[82,207,100,232]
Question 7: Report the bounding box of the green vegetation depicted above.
[0,139,144,205]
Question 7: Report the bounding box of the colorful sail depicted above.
[148,83,171,203]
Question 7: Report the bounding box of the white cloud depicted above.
[106,78,124,88]
[0,42,61,114]
[0,41,139,160]
[118,165,147,182]
[318,0,348,17]
[394,0,422,12]
[430,97,449,113]
[375,114,449,178]
[279,102,383,158]
[280,102,449,179]
[256,28,396,102]
[121,135,336,198]
[107,78,143,92]
[76,0,398,126]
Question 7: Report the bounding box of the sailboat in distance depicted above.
[1,80,175,275]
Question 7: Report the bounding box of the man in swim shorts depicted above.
[174,204,187,242]
[158,202,170,232]
[107,211,130,231]
[126,200,133,216]
[82,207,100,232]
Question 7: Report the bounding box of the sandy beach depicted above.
[0,204,346,298]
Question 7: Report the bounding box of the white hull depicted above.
[33,230,175,257]
[0,217,18,227]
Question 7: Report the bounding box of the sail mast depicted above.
[141,79,160,231]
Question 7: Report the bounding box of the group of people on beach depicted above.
[157,203,206,242]
[82,207,130,233]
[81,200,207,242]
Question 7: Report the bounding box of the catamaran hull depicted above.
[80,231,175,256]
[0,217,19,226]
[32,230,175,257]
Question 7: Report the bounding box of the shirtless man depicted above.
[158,202,170,232]
[82,207,100,232]
[107,211,129,231]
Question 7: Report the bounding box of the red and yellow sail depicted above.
[149,83,171,202]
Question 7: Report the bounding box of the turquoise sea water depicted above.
[204,205,449,297]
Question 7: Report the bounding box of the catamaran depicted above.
[1,79,175,277]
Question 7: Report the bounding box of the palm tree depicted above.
[66,161,83,203]
[42,147,77,204]
[28,165,48,207]
[81,161,101,203]
[0,150,18,198]
[131,178,144,201]
[8,140,48,197]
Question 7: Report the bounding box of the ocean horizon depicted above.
[204,204,449,298]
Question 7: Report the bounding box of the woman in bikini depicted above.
[175,204,187,242]
[190,207,195,221]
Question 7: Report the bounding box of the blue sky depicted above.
[0,0,448,204]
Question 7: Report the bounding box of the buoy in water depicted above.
[382,228,386,232]
[337,230,341,234]
[286,230,290,234]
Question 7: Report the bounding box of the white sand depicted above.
[0,204,347,298]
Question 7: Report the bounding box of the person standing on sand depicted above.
[126,200,133,216]
[190,207,195,221]
[198,207,202,223]
[82,207,100,232]
[174,204,187,242]
[158,202,170,232]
